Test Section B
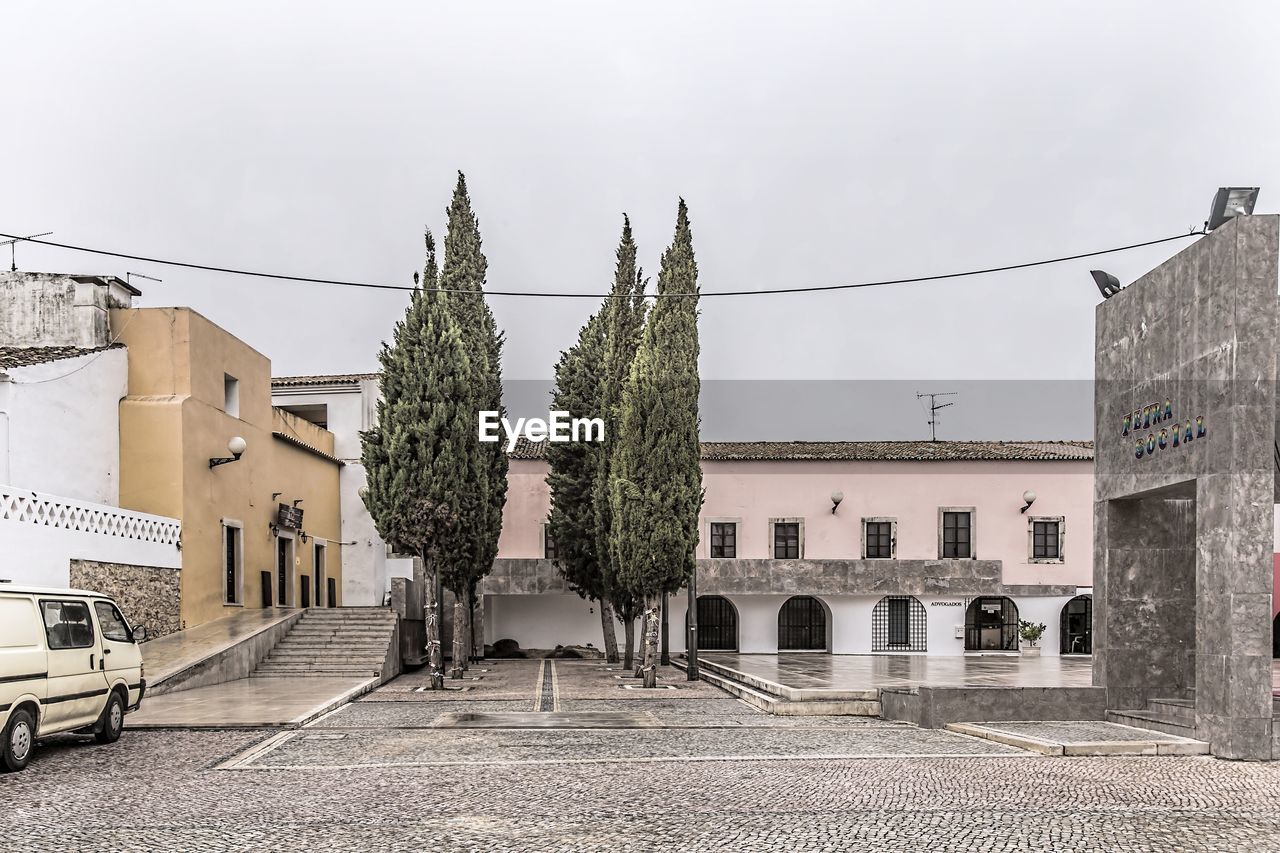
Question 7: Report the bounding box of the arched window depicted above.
[964,597,1019,651]
[778,596,828,651]
[689,595,737,651]
[1060,595,1092,655]
[872,595,927,652]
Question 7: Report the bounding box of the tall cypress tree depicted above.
[546,308,618,661]
[594,216,648,669]
[439,172,508,676]
[610,199,703,687]
[361,230,469,689]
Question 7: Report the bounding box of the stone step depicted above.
[670,658,880,716]
[270,642,390,651]
[1146,698,1196,724]
[265,653,386,663]
[1106,710,1197,739]
[254,661,384,671]
[281,631,393,639]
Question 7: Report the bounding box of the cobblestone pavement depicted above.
[5,660,1280,851]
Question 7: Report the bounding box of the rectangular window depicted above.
[224,524,241,604]
[40,600,94,650]
[864,520,894,559]
[942,511,972,558]
[710,522,737,558]
[223,374,240,418]
[544,526,559,560]
[773,522,800,559]
[887,598,910,646]
[1033,519,1063,560]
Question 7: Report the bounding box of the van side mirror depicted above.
[133,625,148,643]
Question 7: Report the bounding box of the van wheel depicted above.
[2,708,35,772]
[95,692,125,744]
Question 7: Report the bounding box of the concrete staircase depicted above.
[1107,697,1197,739]
[251,607,397,680]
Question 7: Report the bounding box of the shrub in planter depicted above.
[1018,620,1047,648]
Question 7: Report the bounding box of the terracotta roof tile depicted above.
[510,437,1092,462]
[271,372,380,388]
[0,345,123,371]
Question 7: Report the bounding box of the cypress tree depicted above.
[610,199,703,687]
[546,308,620,661]
[439,172,508,677]
[594,216,648,669]
[360,230,469,689]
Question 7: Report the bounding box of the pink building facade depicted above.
[483,440,1095,658]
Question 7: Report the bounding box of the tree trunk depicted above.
[425,561,444,689]
[461,588,472,670]
[641,604,659,688]
[599,596,620,664]
[450,596,466,679]
[623,613,635,671]
[634,600,648,678]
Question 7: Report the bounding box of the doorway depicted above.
[1060,595,1093,655]
[965,596,1019,651]
[778,596,828,651]
[691,595,737,651]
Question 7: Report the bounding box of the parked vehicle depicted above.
[0,585,147,772]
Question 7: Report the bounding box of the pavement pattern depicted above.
[5,658,1280,851]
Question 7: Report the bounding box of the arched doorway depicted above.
[778,596,828,651]
[1273,613,1280,658]
[1060,595,1092,655]
[871,595,927,652]
[965,597,1019,651]
[691,595,737,651]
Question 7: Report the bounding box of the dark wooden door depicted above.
[696,596,737,651]
[778,596,826,650]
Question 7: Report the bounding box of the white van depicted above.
[0,585,147,772]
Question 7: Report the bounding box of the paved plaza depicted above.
[4,659,1280,851]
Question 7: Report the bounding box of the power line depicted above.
[0,230,1202,299]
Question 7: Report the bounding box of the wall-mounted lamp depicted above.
[830,490,844,514]
[1091,270,1123,300]
[209,436,247,469]
[1020,490,1037,514]
[299,531,310,544]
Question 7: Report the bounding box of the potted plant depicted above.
[1018,620,1046,657]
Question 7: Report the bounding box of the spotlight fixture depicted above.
[209,436,247,469]
[1020,490,1037,514]
[1091,270,1123,299]
[1207,187,1259,231]
[830,490,844,514]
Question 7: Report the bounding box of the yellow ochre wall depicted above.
[114,308,343,630]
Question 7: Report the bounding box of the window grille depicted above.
[871,595,927,652]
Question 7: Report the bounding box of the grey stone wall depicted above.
[484,558,1075,598]
[69,559,181,639]
[1094,214,1279,759]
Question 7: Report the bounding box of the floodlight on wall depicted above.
[830,490,844,514]
[209,436,247,469]
[1091,270,1123,299]
[1207,187,1259,231]
[1020,490,1037,514]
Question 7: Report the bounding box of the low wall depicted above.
[70,559,181,639]
[148,611,303,695]
[880,685,1108,728]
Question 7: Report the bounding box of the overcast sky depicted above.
[3,2,1277,438]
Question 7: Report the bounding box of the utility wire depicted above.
[0,230,1202,299]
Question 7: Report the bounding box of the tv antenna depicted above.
[126,271,163,289]
[1,232,53,272]
[917,391,957,442]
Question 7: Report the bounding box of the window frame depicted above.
[1028,516,1066,563]
[861,517,897,560]
[542,522,558,561]
[938,506,977,559]
[93,600,134,644]
[39,599,96,650]
[222,519,244,606]
[707,518,740,559]
[769,518,804,560]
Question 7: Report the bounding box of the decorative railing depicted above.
[0,486,181,546]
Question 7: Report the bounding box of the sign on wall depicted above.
[277,503,304,530]
[1121,400,1206,460]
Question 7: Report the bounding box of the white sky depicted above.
[2,2,1277,433]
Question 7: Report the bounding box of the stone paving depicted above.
[6,658,1280,851]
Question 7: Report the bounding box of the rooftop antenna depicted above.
[126,271,163,289]
[916,391,958,442]
[1,232,53,271]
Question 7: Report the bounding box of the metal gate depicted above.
[1060,595,1092,654]
[778,596,827,651]
[695,596,737,651]
[965,596,1019,651]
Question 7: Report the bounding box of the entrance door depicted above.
[300,576,311,609]
[314,543,326,607]
[965,597,1019,651]
[39,599,108,730]
[276,536,292,607]
[778,596,827,651]
[1060,595,1092,654]
[694,596,737,651]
